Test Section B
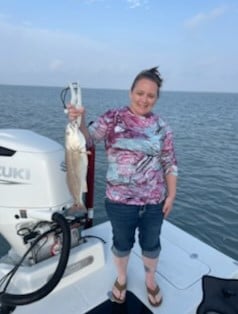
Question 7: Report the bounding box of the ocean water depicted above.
[0,84,237,261]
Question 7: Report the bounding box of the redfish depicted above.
[64,82,88,214]
[65,121,88,211]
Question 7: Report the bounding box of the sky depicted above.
[0,0,237,93]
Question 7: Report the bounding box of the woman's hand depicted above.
[67,104,85,121]
[66,104,91,142]
[162,196,175,218]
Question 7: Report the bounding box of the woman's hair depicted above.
[130,67,163,97]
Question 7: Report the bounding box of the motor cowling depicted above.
[0,129,71,207]
[0,129,73,259]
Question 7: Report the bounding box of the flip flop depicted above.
[147,285,163,307]
[110,279,127,304]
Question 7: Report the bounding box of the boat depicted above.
[0,98,238,314]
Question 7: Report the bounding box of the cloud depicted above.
[126,0,149,9]
[80,0,149,9]
[49,59,64,71]
[184,6,227,28]
[127,0,141,8]
[0,14,141,88]
[0,16,112,86]
[83,0,105,3]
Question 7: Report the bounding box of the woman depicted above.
[68,67,178,307]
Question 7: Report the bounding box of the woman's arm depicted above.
[163,173,177,218]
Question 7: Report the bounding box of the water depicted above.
[0,85,237,261]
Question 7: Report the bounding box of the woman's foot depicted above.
[146,284,162,307]
[111,278,127,304]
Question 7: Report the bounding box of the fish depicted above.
[65,120,88,213]
[64,82,89,215]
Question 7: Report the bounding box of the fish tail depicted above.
[67,202,87,215]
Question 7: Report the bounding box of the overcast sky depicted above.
[0,0,237,93]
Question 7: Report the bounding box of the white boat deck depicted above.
[8,220,238,314]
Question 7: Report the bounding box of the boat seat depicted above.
[196,275,238,314]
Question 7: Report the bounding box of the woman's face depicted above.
[129,78,158,116]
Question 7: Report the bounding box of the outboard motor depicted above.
[0,129,74,262]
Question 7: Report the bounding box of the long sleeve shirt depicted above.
[89,106,177,205]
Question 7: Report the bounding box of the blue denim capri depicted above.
[105,198,164,259]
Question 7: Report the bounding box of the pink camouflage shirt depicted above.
[89,106,178,205]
